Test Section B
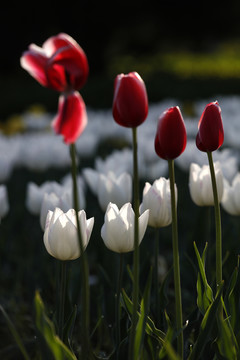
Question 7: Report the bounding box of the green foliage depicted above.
[34,291,77,360]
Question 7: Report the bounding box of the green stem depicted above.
[207,152,222,293]
[70,143,90,358]
[154,228,160,327]
[168,159,183,359]
[116,253,124,360]
[129,127,140,359]
[59,261,67,341]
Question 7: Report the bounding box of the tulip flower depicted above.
[43,208,94,261]
[140,177,175,228]
[155,106,187,160]
[20,33,89,92]
[21,33,89,144]
[112,72,148,128]
[40,186,85,231]
[52,91,87,144]
[83,169,132,211]
[101,202,149,253]
[189,162,224,206]
[221,173,240,215]
[196,101,224,152]
[26,181,63,215]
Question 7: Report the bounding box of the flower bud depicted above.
[43,208,94,261]
[101,202,149,253]
[196,101,224,152]
[189,162,223,206]
[155,106,187,160]
[140,177,175,228]
[112,72,148,128]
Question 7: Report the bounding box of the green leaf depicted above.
[216,315,238,359]
[193,242,213,314]
[224,256,240,331]
[188,282,224,360]
[121,289,165,344]
[34,291,77,360]
[0,304,31,360]
[134,268,152,360]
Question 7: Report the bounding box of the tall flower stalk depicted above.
[58,261,67,340]
[70,143,90,358]
[112,71,148,359]
[154,106,186,358]
[196,101,224,314]
[168,159,183,357]
[129,127,140,358]
[207,153,222,295]
[116,253,124,360]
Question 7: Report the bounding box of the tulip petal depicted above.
[52,91,87,144]
[20,47,49,87]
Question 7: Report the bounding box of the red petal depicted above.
[20,50,49,87]
[52,91,87,144]
[112,72,148,128]
[196,102,224,152]
[155,106,187,160]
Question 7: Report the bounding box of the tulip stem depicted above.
[129,127,140,359]
[168,159,183,359]
[207,152,222,307]
[70,143,90,358]
[154,228,160,327]
[116,253,124,360]
[59,261,67,341]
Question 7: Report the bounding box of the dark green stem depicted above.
[207,152,222,298]
[70,143,90,358]
[59,261,67,340]
[129,127,140,359]
[116,253,124,360]
[154,228,160,327]
[168,159,183,359]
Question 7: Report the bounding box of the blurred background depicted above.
[1,0,240,119]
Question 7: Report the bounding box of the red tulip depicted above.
[20,33,89,92]
[112,72,148,128]
[196,101,224,152]
[52,91,87,144]
[155,106,187,160]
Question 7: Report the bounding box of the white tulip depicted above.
[221,173,240,215]
[40,187,85,230]
[140,177,175,228]
[26,181,63,215]
[43,208,94,261]
[83,169,132,211]
[98,172,132,211]
[101,202,149,253]
[189,162,223,206]
[0,185,9,219]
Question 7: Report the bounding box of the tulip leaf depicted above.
[216,314,239,359]
[193,242,213,314]
[121,289,165,344]
[134,267,152,360]
[188,281,224,360]
[34,291,77,360]
[224,256,240,331]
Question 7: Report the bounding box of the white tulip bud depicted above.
[101,202,149,253]
[189,162,223,206]
[140,177,175,228]
[43,208,94,261]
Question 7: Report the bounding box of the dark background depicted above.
[1,0,240,119]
